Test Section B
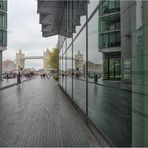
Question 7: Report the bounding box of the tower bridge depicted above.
[16,49,50,72]
[25,56,44,60]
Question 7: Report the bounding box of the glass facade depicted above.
[0,0,7,48]
[58,0,148,147]
[99,0,121,80]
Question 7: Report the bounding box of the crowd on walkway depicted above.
[40,73,50,79]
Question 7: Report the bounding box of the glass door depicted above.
[114,58,121,80]
[103,55,121,80]
[109,58,114,79]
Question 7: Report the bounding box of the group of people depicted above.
[40,73,50,79]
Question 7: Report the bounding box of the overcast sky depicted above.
[3,0,58,69]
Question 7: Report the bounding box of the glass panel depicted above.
[0,1,7,11]
[63,53,66,91]
[88,12,103,83]
[110,32,116,46]
[122,58,131,80]
[59,48,63,86]
[99,31,121,49]
[3,1,7,11]
[66,46,72,97]
[114,58,121,79]
[0,12,3,28]
[73,26,86,112]
[0,2,2,10]
[104,58,109,79]
[0,30,2,46]
[62,39,66,55]
[132,12,148,146]
[73,1,86,38]
[88,0,99,17]
[88,8,131,147]
[3,30,7,46]
[67,37,72,48]
[102,33,109,48]
[0,12,6,29]
[109,58,114,79]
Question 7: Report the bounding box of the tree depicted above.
[48,48,59,71]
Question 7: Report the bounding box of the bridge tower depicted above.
[16,50,25,72]
[75,50,84,74]
[43,48,51,73]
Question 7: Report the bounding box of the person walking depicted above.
[17,72,21,87]
[94,72,98,85]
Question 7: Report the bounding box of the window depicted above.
[99,31,121,48]
[3,30,7,46]
[0,1,7,11]
[99,13,120,33]
[100,0,120,16]
[0,12,7,29]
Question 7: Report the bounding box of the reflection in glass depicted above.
[66,46,72,97]
[73,26,86,112]
[88,8,131,146]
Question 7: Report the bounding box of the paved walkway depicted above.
[0,78,17,88]
[0,77,30,90]
[0,77,98,147]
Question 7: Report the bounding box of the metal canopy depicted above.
[37,0,87,38]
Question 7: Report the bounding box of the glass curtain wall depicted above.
[73,26,86,112]
[58,0,148,147]
[66,45,72,97]
[0,0,7,47]
[58,0,131,146]
[59,47,63,86]
[88,9,131,146]
[131,1,148,146]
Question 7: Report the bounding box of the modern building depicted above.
[2,60,16,73]
[0,0,7,80]
[99,0,121,80]
[37,0,148,147]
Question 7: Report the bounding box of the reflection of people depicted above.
[94,72,98,84]
[17,72,21,87]
[76,68,80,78]
[6,73,9,79]
[62,73,65,78]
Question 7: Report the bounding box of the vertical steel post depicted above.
[0,51,2,80]
[86,1,88,122]
[72,1,74,100]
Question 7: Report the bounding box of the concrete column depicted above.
[0,51,2,80]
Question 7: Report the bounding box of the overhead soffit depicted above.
[37,0,87,38]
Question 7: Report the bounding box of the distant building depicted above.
[88,61,102,74]
[23,68,35,73]
[75,51,84,74]
[2,60,16,73]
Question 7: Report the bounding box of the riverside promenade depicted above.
[0,77,98,147]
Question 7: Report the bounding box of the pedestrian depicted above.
[17,72,21,87]
[94,72,98,85]
[6,73,9,79]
